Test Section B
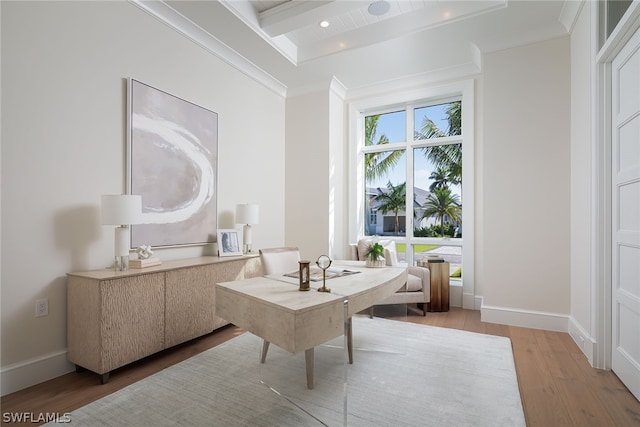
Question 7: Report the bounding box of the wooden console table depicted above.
[67,255,260,383]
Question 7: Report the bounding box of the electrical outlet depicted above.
[35,298,49,317]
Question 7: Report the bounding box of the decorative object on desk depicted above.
[130,258,162,269]
[364,242,386,268]
[235,203,259,253]
[316,255,332,293]
[136,244,154,259]
[298,260,310,291]
[128,78,218,249]
[130,245,161,269]
[216,229,242,257]
[284,265,359,281]
[101,194,142,271]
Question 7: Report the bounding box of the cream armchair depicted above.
[348,238,430,316]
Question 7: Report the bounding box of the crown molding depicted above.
[474,20,569,54]
[329,77,347,100]
[345,62,480,102]
[559,0,585,33]
[285,76,346,98]
[129,0,287,97]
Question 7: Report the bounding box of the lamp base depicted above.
[114,255,129,271]
[114,226,131,271]
[243,224,253,254]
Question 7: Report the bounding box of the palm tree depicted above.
[373,181,406,235]
[421,187,461,237]
[414,102,462,186]
[446,101,461,135]
[428,165,453,192]
[365,115,403,183]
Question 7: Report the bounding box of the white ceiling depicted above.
[234,0,509,63]
[164,0,581,95]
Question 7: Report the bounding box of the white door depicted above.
[611,25,640,402]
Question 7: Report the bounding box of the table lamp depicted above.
[235,203,259,254]
[101,194,142,271]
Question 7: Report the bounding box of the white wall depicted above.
[1,1,285,394]
[285,89,331,260]
[569,2,595,359]
[328,80,347,260]
[479,36,572,330]
[284,80,346,262]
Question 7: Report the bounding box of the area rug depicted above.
[54,317,525,426]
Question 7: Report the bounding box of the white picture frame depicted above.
[128,78,218,249]
[217,229,242,257]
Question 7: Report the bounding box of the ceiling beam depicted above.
[259,0,365,36]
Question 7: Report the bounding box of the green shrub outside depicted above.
[414,224,457,238]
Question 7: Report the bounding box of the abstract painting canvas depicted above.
[128,79,218,248]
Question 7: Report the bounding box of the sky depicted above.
[367,103,461,198]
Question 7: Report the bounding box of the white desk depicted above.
[215,261,407,388]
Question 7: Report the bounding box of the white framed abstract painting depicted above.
[127,78,218,248]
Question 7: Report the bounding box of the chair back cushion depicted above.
[259,247,301,275]
[383,246,399,266]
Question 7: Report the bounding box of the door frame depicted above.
[594,1,640,370]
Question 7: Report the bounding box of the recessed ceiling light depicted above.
[368,0,390,17]
[319,20,330,28]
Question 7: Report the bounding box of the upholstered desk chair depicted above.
[259,246,301,275]
[258,247,354,365]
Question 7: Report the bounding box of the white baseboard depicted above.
[568,317,596,365]
[481,304,569,332]
[480,305,597,367]
[449,282,483,309]
[1,350,74,396]
[463,293,482,310]
[450,281,463,307]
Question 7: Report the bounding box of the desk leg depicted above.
[347,317,353,364]
[261,340,270,363]
[305,348,314,389]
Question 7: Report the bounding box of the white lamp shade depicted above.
[236,203,259,225]
[101,195,142,225]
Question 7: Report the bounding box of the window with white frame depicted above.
[358,96,465,280]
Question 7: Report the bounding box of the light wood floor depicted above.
[2,307,639,426]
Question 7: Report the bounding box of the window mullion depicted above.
[413,136,462,148]
[405,105,414,265]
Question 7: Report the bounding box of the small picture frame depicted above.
[217,229,242,257]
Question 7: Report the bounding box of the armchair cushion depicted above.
[405,274,424,292]
[407,266,430,292]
